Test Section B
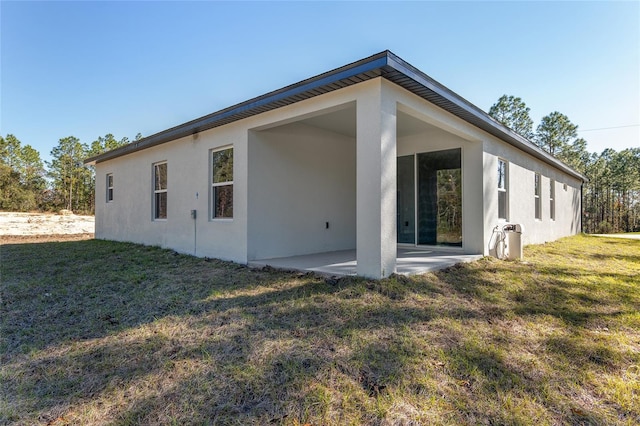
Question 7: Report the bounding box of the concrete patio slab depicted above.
[249,247,483,277]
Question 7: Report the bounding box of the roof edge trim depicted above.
[84,50,586,182]
[383,52,586,181]
[85,51,390,165]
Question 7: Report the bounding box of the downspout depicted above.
[580,182,584,234]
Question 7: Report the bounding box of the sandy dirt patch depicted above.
[0,212,95,244]
[591,233,640,240]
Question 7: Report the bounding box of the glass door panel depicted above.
[396,155,415,244]
[417,149,462,247]
[436,169,462,245]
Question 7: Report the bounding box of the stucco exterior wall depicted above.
[94,119,250,262]
[387,81,486,255]
[482,138,582,248]
[383,79,581,254]
[355,80,398,277]
[247,122,356,260]
[94,76,582,273]
[94,82,366,265]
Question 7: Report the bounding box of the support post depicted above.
[356,81,397,278]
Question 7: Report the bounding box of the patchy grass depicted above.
[1,235,638,425]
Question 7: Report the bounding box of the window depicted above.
[498,159,508,220]
[534,173,541,220]
[212,147,233,218]
[106,174,114,202]
[153,162,167,220]
[550,179,555,220]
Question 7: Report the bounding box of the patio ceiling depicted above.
[297,104,439,139]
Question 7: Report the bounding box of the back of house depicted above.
[85,51,585,278]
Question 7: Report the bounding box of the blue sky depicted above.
[2,1,638,164]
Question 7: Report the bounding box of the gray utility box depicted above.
[503,223,524,260]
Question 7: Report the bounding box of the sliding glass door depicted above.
[397,149,462,247]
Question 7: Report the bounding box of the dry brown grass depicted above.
[1,235,638,425]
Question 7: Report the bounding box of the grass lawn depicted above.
[1,235,638,425]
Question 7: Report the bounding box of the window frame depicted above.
[534,173,541,220]
[550,178,556,221]
[106,173,114,203]
[497,158,508,220]
[153,161,168,220]
[211,146,233,220]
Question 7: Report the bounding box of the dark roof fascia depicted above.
[384,52,587,181]
[84,51,586,182]
[84,51,389,165]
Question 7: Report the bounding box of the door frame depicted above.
[396,147,464,250]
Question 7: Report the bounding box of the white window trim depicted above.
[153,161,167,221]
[211,146,233,221]
[497,158,508,221]
[106,173,114,203]
[550,178,556,221]
[534,173,541,220]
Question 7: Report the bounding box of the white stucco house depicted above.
[85,51,585,279]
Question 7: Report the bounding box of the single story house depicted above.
[85,51,585,279]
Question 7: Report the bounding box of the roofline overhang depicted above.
[84,51,587,182]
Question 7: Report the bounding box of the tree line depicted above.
[1,98,638,234]
[0,133,138,214]
[489,95,640,233]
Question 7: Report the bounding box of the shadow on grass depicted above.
[2,239,639,424]
[451,335,629,424]
[434,259,640,326]
[587,251,640,264]
[1,239,324,355]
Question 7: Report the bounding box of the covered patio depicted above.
[249,247,483,277]
[238,67,577,278]
[246,79,485,279]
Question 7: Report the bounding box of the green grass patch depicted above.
[1,235,639,425]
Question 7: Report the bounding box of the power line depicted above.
[578,124,640,132]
